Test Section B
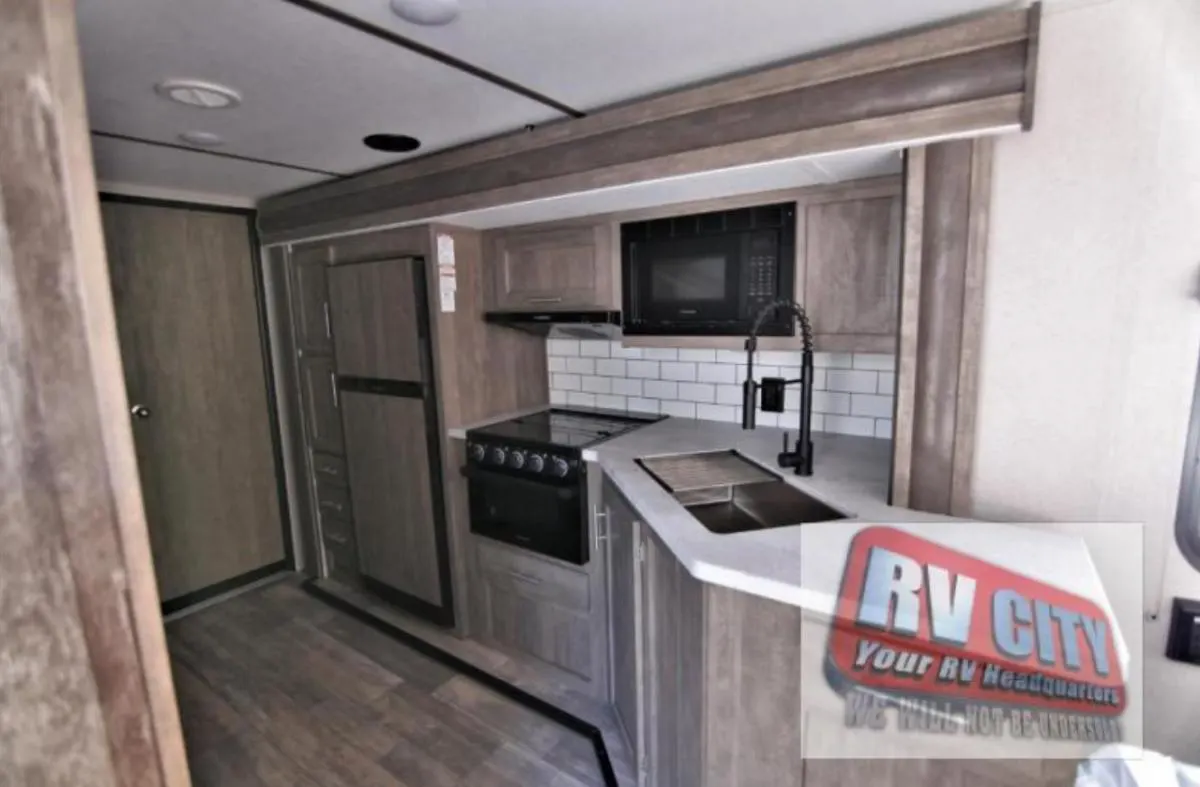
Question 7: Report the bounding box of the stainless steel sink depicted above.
[637,450,848,534]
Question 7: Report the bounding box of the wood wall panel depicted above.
[0,0,187,782]
[892,138,994,515]
[258,6,1041,244]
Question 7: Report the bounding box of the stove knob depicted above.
[508,449,527,469]
[489,446,507,465]
[528,454,545,473]
[469,442,486,461]
[551,457,570,478]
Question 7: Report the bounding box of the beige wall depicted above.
[972,0,1200,761]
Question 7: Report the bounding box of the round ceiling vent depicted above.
[155,79,242,109]
[389,0,459,26]
[363,134,421,153]
[178,130,224,147]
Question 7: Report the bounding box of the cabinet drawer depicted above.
[319,510,354,545]
[486,584,593,680]
[311,452,347,485]
[476,539,589,613]
[322,528,358,581]
[315,475,352,520]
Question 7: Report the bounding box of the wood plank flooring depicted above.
[167,579,605,787]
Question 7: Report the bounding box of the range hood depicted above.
[484,310,622,340]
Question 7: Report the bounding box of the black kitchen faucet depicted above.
[741,299,815,476]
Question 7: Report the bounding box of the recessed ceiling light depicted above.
[155,79,242,109]
[178,130,224,147]
[364,134,421,153]
[389,0,459,26]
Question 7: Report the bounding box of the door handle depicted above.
[130,404,152,419]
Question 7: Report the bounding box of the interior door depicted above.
[102,200,285,604]
[327,257,454,625]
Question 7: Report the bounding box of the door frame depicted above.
[99,192,297,605]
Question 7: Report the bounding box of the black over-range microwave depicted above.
[621,202,796,336]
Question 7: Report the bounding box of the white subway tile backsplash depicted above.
[566,357,595,375]
[628,397,660,414]
[851,393,893,418]
[642,348,679,361]
[611,378,643,397]
[825,415,876,437]
[596,358,627,377]
[548,339,579,356]
[596,394,627,410]
[643,380,679,399]
[660,401,696,418]
[827,369,878,394]
[716,384,743,405]
[854,354,896,372]
[660,362,697,382]
[552,373,581,391]
[626,360,660,379]
[697,403,737,423]
[609,342,643,359]
[698,363,737,384]
[815,352,855,369]
[581,375,612,394]
[579,341,611,358]
[547,343,894,437]
[677,382,716,403]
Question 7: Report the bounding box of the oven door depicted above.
[624,233,745,332]
[464,467,587,565]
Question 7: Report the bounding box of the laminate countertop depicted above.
[451,414,1118,627]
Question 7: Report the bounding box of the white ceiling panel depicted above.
[431,147,903,229]
[328,0,1010,111]
[76,0,564,191]
[90,135,325,200]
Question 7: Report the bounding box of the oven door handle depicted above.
[460,465,578,498]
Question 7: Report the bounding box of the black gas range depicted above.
[464,407,662,564]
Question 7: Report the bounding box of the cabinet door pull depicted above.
[507,569,542,586]
[330,372,339,408]
[318,465,340,476]
[321,501,345,513]
[526,296,563,304]
[325,532,348,545]
[593,505,609,551]
[322,301,333,338]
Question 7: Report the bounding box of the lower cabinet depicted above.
[473,537,609,696]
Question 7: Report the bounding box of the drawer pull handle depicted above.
[318,465,341,476]
[507,569,542,586]
[325,532,348,545]
[322,501,345,513]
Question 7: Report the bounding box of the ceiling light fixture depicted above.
[155,79,242,109]
[178,130,225,147]
[364,134,421,153]
[389,0,459,26]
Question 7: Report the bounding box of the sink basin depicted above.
[679,481,848,534]
[637,450,848,534]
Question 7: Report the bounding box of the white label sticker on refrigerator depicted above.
[436,233,456,312]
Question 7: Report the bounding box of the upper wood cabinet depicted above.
[798,184,902,354]
[289,244,334,356]
[485,223,617,311]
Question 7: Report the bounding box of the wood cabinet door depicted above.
[489,224,614,310]
[327,258,424,381]
[340,391,449,615]
[802,194,902,353]
[298,355,343,455]
[606,481,645,774]
[289,245,333,355]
